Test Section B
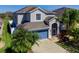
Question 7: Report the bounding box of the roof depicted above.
[44,16,57,25]
[46,11,57,15]
[18,22,49,30]
[15,6,56,15]
[44,17,54,25]
[53,7,70,16]
[15,6,36,13]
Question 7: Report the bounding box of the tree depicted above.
[0,12,13,20]
[61,9,79,31]
[68,9,79,29]
[59,9,79,42]
[5,12,13,20]
[11,28,39,53]
[60,9,69,30]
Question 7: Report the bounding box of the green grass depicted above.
[0,18,12,52]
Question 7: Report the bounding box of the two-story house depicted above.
[11,6,65,39]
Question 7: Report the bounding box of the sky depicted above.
[0,5,79,13]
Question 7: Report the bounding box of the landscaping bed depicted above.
[57,29,79,53]
[57,41,79,53]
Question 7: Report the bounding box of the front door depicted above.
[52,23,57,35]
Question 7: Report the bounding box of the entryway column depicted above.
[57,22,60,35]
[48,28,52,39]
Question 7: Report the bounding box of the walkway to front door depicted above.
[32,36,68,53]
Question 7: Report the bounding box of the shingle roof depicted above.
[15,6,36,13]
[53,7,70,16]
[15,6,56,15]
[18,22,49,30]
[44,17,54,25]
[44,16,58,25]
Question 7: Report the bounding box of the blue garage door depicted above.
[36,29,48,39]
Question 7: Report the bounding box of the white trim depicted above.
[28,27,49,31]
[11,27,15,34]
[48,18,60,38]
[49,16,57,22]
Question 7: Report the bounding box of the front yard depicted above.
[1,18,79,53]
[0,17,39,53]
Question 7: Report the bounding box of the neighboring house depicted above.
[53,7,70,15]
[0,17,3,36]
[11,6,66,39]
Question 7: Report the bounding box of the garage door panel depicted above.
[36,30,48,39]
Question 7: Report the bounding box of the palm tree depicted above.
[61,9,69,30]
[61,9,79,32]
[68,9,79,29]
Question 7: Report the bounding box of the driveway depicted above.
[32,37,68,53]
[0,41,5,48]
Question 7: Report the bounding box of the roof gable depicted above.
[15,6,56,15]
[44,16,57,25]
[29,7,48,14]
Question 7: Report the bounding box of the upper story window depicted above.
[36,14,41,20]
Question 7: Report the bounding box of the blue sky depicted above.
[0,5,79,13]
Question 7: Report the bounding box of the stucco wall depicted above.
[30,9,46,22]
[16,9,55,24]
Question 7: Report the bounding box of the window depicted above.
[36,14,41,20]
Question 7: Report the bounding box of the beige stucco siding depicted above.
[17,9,55,24]
[30,9,46,22]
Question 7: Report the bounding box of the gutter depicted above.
[28,27,49,31]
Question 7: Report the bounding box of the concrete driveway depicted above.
[32,37,68,53]
[0,41,5,48]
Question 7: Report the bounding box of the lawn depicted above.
[0,17,12,52]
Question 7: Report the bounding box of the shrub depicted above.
[11,28,39,53]
[70,28,79,42]
[59,30,69,42]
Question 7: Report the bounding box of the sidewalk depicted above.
[32,37,68,53]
